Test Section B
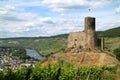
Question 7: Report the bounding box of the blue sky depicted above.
[0,0,120,38]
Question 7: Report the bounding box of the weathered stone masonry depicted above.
[68,17,104,51]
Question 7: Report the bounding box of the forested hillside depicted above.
[0,35,68,56]
[0,27,120,56]
[99,27,120,37]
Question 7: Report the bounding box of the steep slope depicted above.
[41,51,119,67]
[101,27,120,37]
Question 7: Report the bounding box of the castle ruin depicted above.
[68,17,104,51]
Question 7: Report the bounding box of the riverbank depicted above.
[26,49,45,60]
[0,47,45,71]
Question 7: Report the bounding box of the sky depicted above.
[0,0,120,38]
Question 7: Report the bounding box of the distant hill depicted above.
[0,34,68,56]
[0,27,120,56]
[99,27,120,37]
[0,34,68,40]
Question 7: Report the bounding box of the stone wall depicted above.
[67,17,98,51]
[68,31,86,49]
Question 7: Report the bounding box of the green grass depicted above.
[98,27,120,37]
[0,26,120,56]
[0,36,67,56]
[105,37,120,52]
[1,35,120,55]
[0,27,120,80]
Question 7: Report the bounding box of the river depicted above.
[26,49,45,60]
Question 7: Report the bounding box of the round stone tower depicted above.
[85,17,97,50]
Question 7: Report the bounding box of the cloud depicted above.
[0,0,120,38]
[0,5,15,15]
[116,6,120,13]
[0,5,38,22]
[0,5,38,36]
[41,0,118,12]
[38,17,55,24]
[1,9,119,38]
[13,0,43,7]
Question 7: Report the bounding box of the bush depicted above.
[0,61,118,80]
[113,47,120,61]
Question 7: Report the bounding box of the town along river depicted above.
[26,49,45,60]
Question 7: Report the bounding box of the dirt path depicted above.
[99,53,106,63]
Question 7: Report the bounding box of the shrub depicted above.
[113,47,120,61]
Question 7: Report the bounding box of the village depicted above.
[0,47,38,71]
